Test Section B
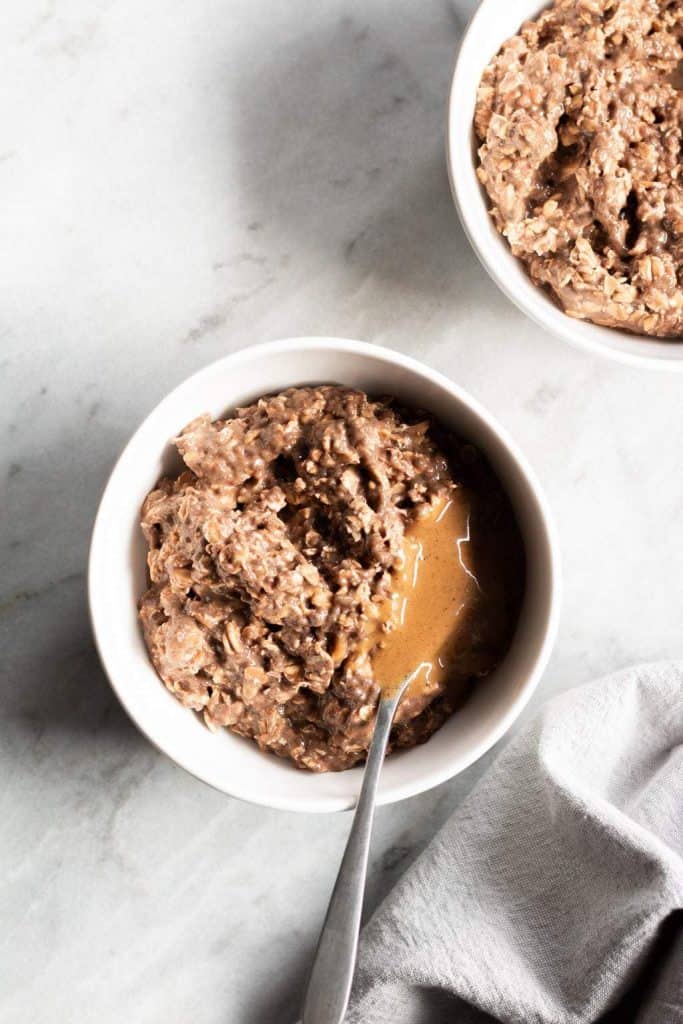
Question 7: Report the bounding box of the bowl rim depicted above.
[88,337,562,812]
[446,0,683,372]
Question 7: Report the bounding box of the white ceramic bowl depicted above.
[89,338,560,812]
[447,0,683,371]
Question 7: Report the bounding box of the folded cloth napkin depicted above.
[346,663,683,1024]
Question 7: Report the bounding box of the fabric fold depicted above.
[347,663,683,1024]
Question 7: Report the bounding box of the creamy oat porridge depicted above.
[139,387,524,772]
[475,0,683,338]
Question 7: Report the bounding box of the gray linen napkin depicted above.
[346,663,683,1024]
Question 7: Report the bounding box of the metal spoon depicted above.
[301,666,422,1024]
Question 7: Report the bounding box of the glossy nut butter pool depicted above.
[368,474,525,728]
[370,494,481,698]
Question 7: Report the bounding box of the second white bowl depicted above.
[447,0,683,371]
[89,338,560,812]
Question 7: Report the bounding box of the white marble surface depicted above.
[2,1,683,1021]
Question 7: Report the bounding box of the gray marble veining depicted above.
[2,1,683,1022]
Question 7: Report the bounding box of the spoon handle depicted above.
[301,684,408,1024]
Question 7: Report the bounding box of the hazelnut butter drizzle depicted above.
[368,492,482,699]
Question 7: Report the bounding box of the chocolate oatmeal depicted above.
[139,387,524,772]
[475,0,683,338]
